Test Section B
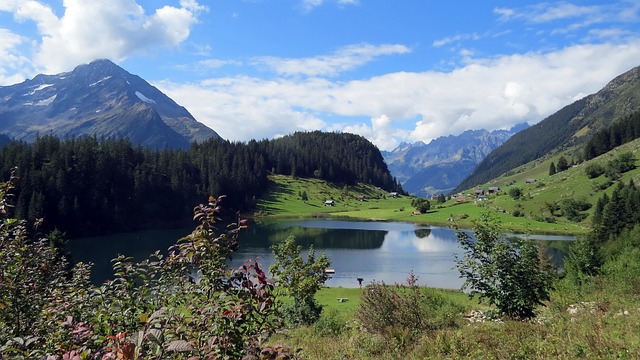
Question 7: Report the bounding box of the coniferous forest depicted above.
[583,110,640,160]
[0,131,401,236]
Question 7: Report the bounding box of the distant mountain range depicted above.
[454,64,640,193]
[382,124,528,197]
[0,59,220,148]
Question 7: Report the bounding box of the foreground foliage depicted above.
[0,173,294,359]
[455,213,555,319]
[270,235,331,326]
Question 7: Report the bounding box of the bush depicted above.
[560,198,591,222]
[411,198,431,213]
[508,187,522,200]
[270,235,331,326]
[313,310,348,336]
[0,182,294,359]
[357,273,462,336]
[455,213,555,320]
[584,163,605,178]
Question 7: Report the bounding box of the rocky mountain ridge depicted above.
[383,124,527,197]
[0,59,219,148]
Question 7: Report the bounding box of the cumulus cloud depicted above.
[341,115,411,151]
[1,0,206,74]
[256,43,411,77]
[157,41,640,151]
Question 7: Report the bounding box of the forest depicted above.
[583,110,640,160]
[0,131,401,236]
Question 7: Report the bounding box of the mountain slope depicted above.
[454,64,640,193]
[0,59,220,148]
[383,124,527,197]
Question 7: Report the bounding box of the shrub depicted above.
[508,187,522,200]
[0,180,294,359]
[270,235,331,326]
[313,310,348,336]
[584,163,605,179]
[455,213,555,320]
[357,273,462,336]
[411,198,431,213]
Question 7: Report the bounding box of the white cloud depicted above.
[341,115,410,151]
[255,43,411,77]
[0,28,32,85]
[1,0,206,74]
[299,0,359,12]
[433,33,481,48]
[157,41,640,151]
[495,1,640,29]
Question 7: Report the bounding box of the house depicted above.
[474,188,485,196]
[389,192,399,198]
[525,178,536,184]
[487,186,500,194]
[324,200,335,206]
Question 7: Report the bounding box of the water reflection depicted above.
[67,219,574,290]
[234,220,467,289]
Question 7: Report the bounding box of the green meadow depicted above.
[255,138,640,236]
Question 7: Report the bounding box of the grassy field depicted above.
[269,277,640,359]
[254,174,587,234]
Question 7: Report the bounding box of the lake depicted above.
[66,219,575,289]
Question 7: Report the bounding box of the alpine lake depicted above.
[66,219,575,289]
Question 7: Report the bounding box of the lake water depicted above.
[66,219,575,289]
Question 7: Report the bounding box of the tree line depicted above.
[592,179,640,243]
[583,110,640,160]
[0,131,401,236]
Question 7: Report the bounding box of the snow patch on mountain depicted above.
[26,84,54,95]
[90,76,112,87]
[135,91,156,104]
[36,95,56,106]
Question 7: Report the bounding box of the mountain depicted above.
[454,64,640,193]
[0,59,220,148]
[383,124,527,197]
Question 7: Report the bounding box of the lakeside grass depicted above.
[269,282,640,359]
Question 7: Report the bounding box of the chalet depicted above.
[389,192,399,198]
[324,200,335,206]
[525,178,536,184]
[474,188,485,196]
[487,186,500,194]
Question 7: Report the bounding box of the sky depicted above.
[1,1,640,151]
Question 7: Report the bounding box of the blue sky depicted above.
[1,0,640,150]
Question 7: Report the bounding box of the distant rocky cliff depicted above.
[383,124,528,197]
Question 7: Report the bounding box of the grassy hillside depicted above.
[455,65,640,192]
[255,136,640,235]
